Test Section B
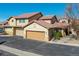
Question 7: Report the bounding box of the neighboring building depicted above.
[51,22,70,36]
[0,22,4,33]
[72,20,79,35]
[73,19,79,25]
[4,12,43,36]
[0,23,2,26]
[59,18,72,24]
[3,21,8,25]
[38,15,58,24]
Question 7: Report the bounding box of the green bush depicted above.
[53,31,62,40]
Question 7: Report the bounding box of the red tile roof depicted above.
[24,20,69,29]
[3,21,8,25]
[16,12,41,18]
[3,25,24,28]
[4,20,69,29]
[52,22,69,29]
[39,15,54,20]
[7,12,42,21]
[34,20,53,29]
[24,20,53,29]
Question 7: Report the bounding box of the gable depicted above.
[52,16,58,22]
[24,23,48,31]
[8,17,16,26]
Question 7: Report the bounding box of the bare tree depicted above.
[65,4,74,19]
[65,4,79,38]
[65,4,78,29]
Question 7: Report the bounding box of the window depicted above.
[19,19,25,23]
[22,20,25,23]
[12,20,13,22]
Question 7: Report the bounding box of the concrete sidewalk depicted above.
[0,45,41,56]
[50,41,79,47]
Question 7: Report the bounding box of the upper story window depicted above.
[19,19,25,23]
[12,20,14,22]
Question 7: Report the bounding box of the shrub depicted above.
[53,31,62,40]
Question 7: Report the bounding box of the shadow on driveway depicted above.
[1,36,79,56]
[0,50,17,56]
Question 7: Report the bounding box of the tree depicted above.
[65,4,75,19]
[65,4,79,29]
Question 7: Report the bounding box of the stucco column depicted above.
[23,29,26,39]
[61,29,66,37]
[12,27,14,36]
[45,30,49,41]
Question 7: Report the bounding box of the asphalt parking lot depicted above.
[0,35,79,56]
[0,50,17,56]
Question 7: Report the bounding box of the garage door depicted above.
[5,27,14,35]
[15,29,23,36]
[26,31,45,40]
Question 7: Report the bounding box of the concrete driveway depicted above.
[0,35,79,56]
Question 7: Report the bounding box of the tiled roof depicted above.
[24,20,53,29]
[52,22,69,29]
[34,20,53,29]
[4,20,69,29]
[3,21,8,25]
[39,15,54,20]
[3,25,24,28]
[24,20,69,29]
[8,12,42,20]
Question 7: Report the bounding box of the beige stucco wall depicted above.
[61,29,66,37]
[24,23,49,41]
[8,18,29,26]
[8,13,42,27]
[8,18,16,26]
[15,28,24,36]
[16,19,28,26]
[4,27,14,35]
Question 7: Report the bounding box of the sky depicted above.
[0,3,67,22]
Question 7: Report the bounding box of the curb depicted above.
[50,42,79,47]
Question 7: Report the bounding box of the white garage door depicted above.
[15,29,24,36]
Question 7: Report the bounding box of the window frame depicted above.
[19,19,26,23]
